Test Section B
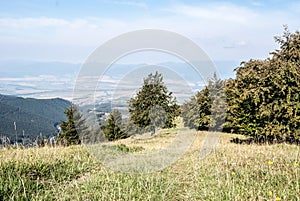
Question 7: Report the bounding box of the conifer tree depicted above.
[128,71,180,134]
[57,104,86,146]
[104,109,126,141]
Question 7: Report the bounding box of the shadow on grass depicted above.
[230,135,300,145]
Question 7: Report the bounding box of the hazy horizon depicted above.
[0,0,298,103]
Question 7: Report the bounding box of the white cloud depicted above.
[0,17,69,28]
[0,17,128,46]
[167,3,257,23]
[0,2,298,63]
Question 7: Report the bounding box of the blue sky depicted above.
[0,0,299,63]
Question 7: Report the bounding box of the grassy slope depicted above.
[0,128,299,200]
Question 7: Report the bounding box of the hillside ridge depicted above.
[0,94,71,144]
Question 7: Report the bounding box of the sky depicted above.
[0,0,299,64]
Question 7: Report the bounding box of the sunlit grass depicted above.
[0,129,299,200]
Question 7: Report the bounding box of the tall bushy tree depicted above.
[226,27,300,142]
[57,104,86,146]
[225,60,267,135]
[128,71,180,134]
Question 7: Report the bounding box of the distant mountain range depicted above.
[0,94,71,144]
[0,59,237,79]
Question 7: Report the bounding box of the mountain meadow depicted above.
[0,29,299,200]
[0,129,299,200]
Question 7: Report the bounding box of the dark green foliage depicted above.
[57,104,86,146]
[225,27,300,142]
[183,27,300,143]
[104,110,127,141]
[128,71,180,134]
[0,94,70,144]
[182,73,225,131]
[182,86,211,130]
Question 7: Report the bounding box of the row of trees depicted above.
[59,28,299,145]
[58,72,181,145]
[182,27,300,143]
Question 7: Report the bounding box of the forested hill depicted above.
[0,94,71,144]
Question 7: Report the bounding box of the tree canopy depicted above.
[57,104,86,146]
[128,71,180,134]
[226,27,300,142]
[183,27,300,144]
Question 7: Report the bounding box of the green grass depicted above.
[0,129,299,200]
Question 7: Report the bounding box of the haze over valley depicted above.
[0,60,237,106]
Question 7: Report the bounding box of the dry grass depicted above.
[0,129,299,200]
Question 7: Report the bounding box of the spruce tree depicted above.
[104,109,126,141]
[57,104,86,146]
